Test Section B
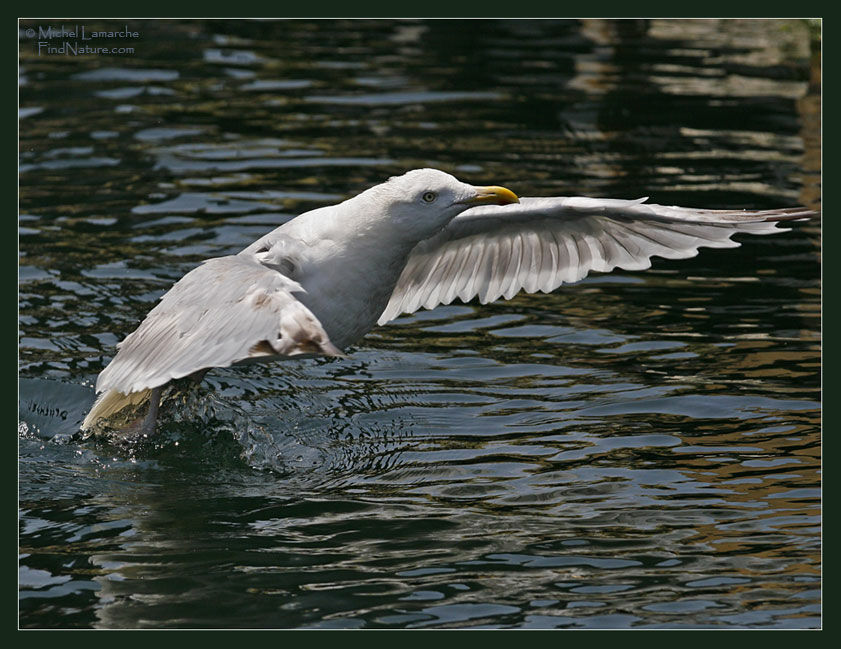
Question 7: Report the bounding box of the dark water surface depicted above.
[19,19,820,629]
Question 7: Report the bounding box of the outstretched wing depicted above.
[378,196,815,325]
[96,255,342,395]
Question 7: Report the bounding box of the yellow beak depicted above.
[467,185,519,206]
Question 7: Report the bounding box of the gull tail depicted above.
[81,388,152,433]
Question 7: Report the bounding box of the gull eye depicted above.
[422,191,437,203]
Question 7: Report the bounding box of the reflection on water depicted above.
[19,19,819,629]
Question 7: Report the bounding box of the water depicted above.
[18,19,821,629]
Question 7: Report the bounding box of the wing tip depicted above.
[81,387,152,433]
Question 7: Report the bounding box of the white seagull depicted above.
[81,168,814,433]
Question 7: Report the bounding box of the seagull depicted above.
[81,168,815,434]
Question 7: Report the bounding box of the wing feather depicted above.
[378,196,815,325]
[95,255,342,395]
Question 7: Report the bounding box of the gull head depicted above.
[363,168,519,239]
